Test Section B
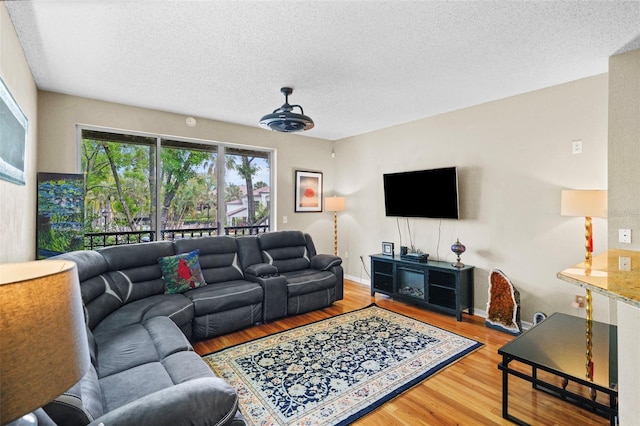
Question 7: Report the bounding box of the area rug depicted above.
[203,304,482,425]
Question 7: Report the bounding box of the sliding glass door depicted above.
[80,128,272,248]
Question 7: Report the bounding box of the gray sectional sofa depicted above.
[44,230,343,426]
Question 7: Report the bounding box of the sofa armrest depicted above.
[88,378,242,426]
[244,263,278,277]
[310,254,342,271]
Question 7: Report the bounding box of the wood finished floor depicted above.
[193,280,608,426]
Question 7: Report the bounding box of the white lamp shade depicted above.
[325,196,346,212]
[561,190,607,218]
[0,260,90,424]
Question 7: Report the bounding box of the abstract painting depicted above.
[295,170,323,212]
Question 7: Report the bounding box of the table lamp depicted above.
[325,196,346,256]
[561,189,608,263]
[560,189,607,383]
[0,260,90,425]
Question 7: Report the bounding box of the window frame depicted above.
[77,124,275,239]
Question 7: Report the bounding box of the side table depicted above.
[498,312,618,425]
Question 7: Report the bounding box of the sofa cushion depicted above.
[80,274,125,330]
[158,249,207,294]
[175,236,244,284]
[257,231,311,273]
[92,296,193,339]
[95,316,193,378]
[236,235,263,270]
[185,280,263,315]
[89,377,239,426]
[52,250,123,329]
[96,317,222,415]
[99,242,175,303]
[100,361,175,413]
[281,269,337,297]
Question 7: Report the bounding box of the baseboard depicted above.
[343,274,532,330]
[344,273,371,286]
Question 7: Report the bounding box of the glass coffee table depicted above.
[498,312,618,425]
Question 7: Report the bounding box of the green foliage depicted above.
[82,134,270,234]
[160,147,216,228]
[226,183,242,202]
[83,139,154,232]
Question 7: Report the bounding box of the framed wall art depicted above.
[0,76,28,185]
[37,172,85,259]
[295,170,323,212]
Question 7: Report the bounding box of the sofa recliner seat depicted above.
[256,231,344,315]
[95,241,196,338]
[174,236,265,340]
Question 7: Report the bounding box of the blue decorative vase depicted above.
[451,238,466,268]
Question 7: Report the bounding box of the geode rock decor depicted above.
[486,269,521,335]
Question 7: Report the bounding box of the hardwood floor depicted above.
[193,280,608,426]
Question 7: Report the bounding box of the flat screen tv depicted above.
[383,166,459,219]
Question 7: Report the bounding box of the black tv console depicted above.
[370,254,474,321]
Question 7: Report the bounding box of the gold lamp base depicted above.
[333,211,338,256]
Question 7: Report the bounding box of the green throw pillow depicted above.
[159,250,207,294]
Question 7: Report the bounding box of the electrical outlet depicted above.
[619,256,631,271]
[619,229,631,244]
[574,295,585,308]
[572,140,583,154]
[282,216,287,224]
[344,251,349,259]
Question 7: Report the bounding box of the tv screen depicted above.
[383,167,459,219]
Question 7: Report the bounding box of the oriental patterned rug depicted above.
[203,304,482,425]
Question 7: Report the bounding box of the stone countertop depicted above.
[557,249,640,308]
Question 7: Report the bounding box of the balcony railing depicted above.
[84,225,270,250]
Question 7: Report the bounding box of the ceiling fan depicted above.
[259,87,314,132]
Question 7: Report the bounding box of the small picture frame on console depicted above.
[382,242,394,256]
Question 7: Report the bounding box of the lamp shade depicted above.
[325,196,346,212]
[561,190,607,218]
[0,260,90,424]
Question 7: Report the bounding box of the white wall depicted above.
[608,49,640,250]
[0,4,38,262]
[608,47,640,426]
[334,75,610,323]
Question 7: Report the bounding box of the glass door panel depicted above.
[81,130,156,247]
[223,147,271,235]
[159,139,218,240]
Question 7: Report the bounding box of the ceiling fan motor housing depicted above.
[259,87,314,132]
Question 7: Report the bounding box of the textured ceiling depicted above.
[6,1,640,141]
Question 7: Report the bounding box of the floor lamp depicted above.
[561,189,607,385]
[325,196,346,256]
[0,260,90,425]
